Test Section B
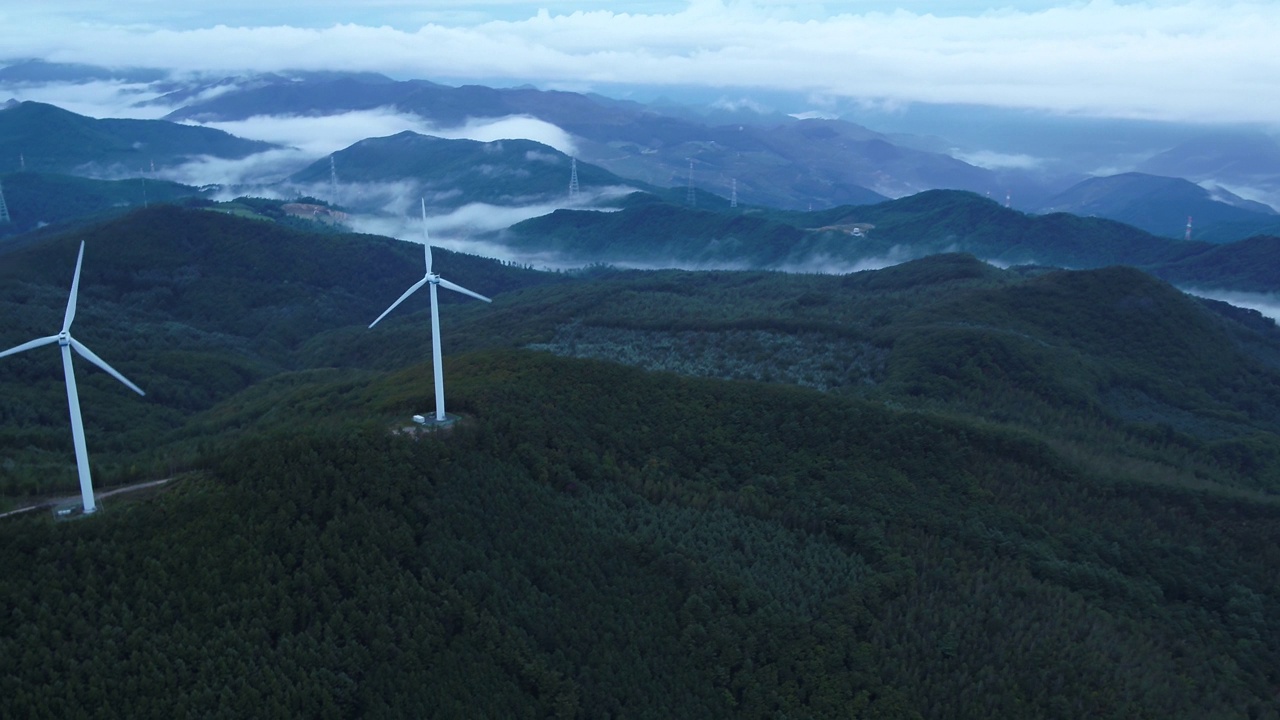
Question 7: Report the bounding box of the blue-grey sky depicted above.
[2,1,1277,124]
[4,2,1082,28]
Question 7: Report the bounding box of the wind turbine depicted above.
[0,241,145,514]
[369,199,491,423]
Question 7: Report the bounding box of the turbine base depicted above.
[51,500,95,520]
[396,412,462,436]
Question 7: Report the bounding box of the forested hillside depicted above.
[0,102,276,175]
[0,205,558,496]
[0,172,204,237]
[500,189,1280,293]
[2,351,1277,718]
[289,132,650,212]
[0,204,1277,718]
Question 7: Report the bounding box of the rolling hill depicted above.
[1037,172,1277,241]
[498,189,1280,292]
[0,205,1277,718]
[289,131,652,213]
[0,171,205,237]
[1137,130,1280,212]
[0,101,277,177]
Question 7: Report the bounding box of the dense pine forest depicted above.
[1,204,1278,718]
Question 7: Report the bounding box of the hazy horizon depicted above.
[3,1,1278,126]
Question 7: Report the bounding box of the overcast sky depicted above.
[3,1,1278,124]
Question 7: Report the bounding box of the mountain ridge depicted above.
[1037,171,1276,241]
[0,101,276,176]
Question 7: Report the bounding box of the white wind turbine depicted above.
[0,241,145,514]
[369,199,491,423]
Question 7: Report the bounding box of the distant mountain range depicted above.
[157,71,990,209]
[7,61,1280,213]
[1138,130,1280,193]
[3,64,1280,301]
[1037,172,1277,241]
[499,189,1280,293]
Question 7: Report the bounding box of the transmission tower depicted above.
[730,178,738,209]
[1185,215,1193,241]
[686,160,695,207]
[0,180,10,223]
[569,157,580,200]
[329,156,340,206]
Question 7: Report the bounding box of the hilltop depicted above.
[0,101,276,176]
[1037,172,1277,241]
[289,131,652,214]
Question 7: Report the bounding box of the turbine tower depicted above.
[568,157,580,201]
[370,199,491,424]
[0,242,145,514]
[1185,215,1193,241]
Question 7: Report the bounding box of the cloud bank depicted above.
[185,110,577,158]
[1186,288,1280,323]
[2,2,1279,124]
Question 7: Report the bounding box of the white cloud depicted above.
[171,108,577,157]
[1185,288,1280,322]
[711,96,773,114]
[1196,180,1280,213]
[156,148,315,186]
[951,149,1044,170]
[348,204,595,271]
[120,108,581,190]
[436,116,577,156]
[3,2,1279,124]
[187,108,437,156]
[779,247,919,275]
[788,110,839,121]
[0,80,171,118]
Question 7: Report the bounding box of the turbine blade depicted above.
[62,241,86,333]
[425,243,433,276]
[437,277,492,303]
[0,335,60,359]
[369,277,430,328]
[69,338,146,396]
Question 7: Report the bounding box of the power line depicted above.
[686,160,695,207]
[0,180,11,224]
[329,156,340,206]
